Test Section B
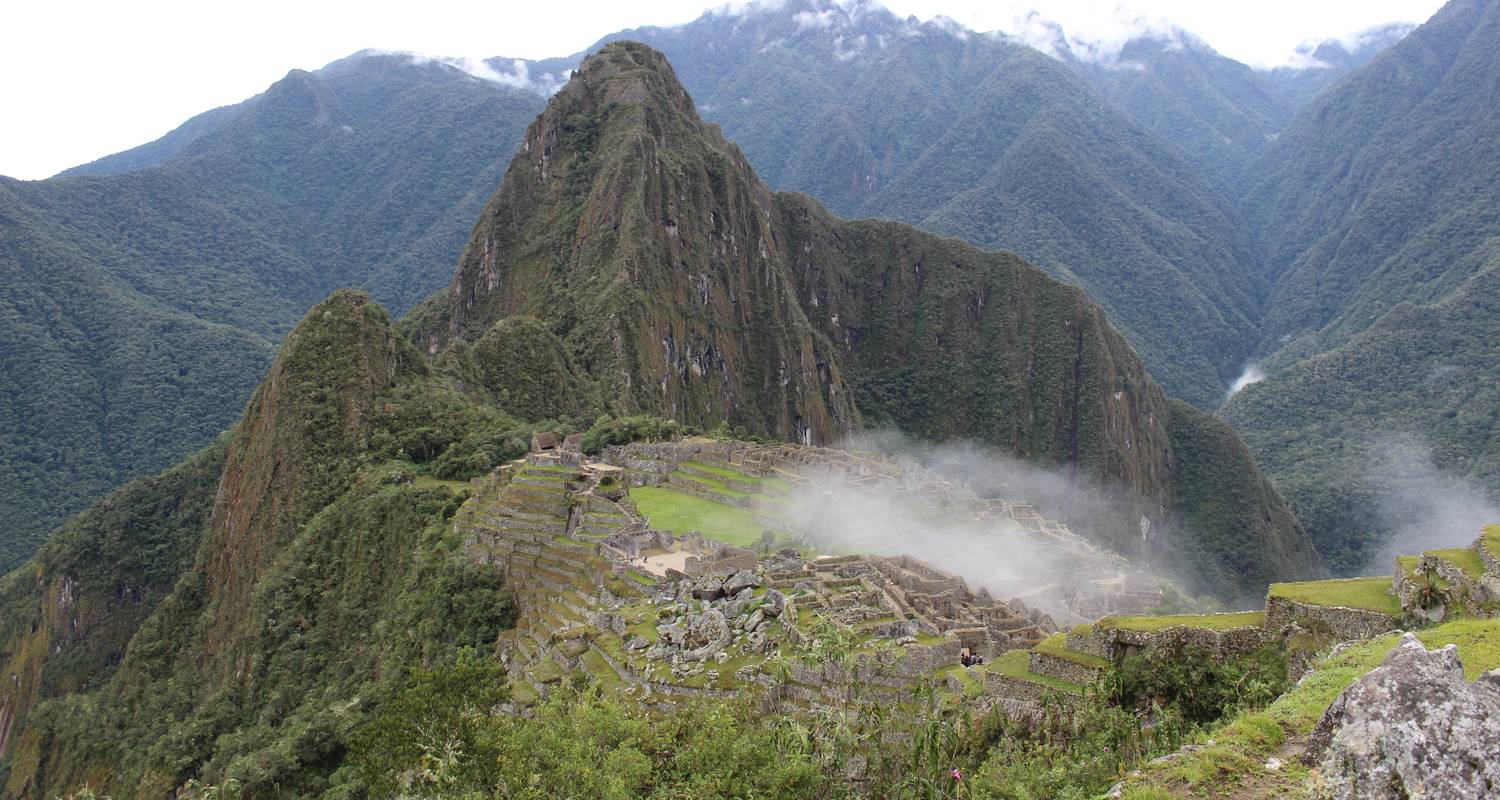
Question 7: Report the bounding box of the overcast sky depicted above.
[1,0,1444,180]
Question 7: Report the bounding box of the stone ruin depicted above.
[452,446,1069,713]
[602,439,1165,622]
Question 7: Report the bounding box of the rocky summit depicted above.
[410,41,1320,600]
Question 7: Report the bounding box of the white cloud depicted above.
[0,0,1447,179]
[1225,363,1266,400]
[884,0,1442,69]
[794,9,838,30]
[367,51,570,95]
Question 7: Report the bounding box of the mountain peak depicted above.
[563,41,695,114]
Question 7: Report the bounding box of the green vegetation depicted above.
[1116,618,1500,797]
[579,415,688,455]
[1485,525,1500,562]
[1228,0,1500,575]
[671,471,752,498]
[444,315,599,424]
[1163,399,1324,601]
[1268,576,1401,616]
[682,460,762,483]
[1097,611,1264,633]
[0,53,545,573]
[1033,632,1109,669]
[630,486,776,548]
[1113,645,1289,725]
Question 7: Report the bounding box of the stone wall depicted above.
[1028,651,1101,685]
[1065,629,1112,660]
[1264,596,1398,641]
[1077,621,1271,662]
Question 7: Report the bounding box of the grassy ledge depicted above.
[1033,632,1109,668]
[630,486,782,548]
[1096,611,1265,633]
[1482,525,1500,563]
[1267,576,1400,616]
[1117,618,1500,798]
[1428,547,1487,580]
[987,649,1084,694]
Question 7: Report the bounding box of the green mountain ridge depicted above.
[0,55,545,573]
[416,41,1318,595]
[1229,0,1500,571]
[584,4,1266,408]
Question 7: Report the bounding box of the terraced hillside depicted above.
[447,435,1499,742]
[451,438,1171,718]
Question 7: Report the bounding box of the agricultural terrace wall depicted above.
[1072,623,1270,662]
[1263,596,1398,641]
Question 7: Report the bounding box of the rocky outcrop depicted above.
[1307,633,1500,799]
[421,42,857,443]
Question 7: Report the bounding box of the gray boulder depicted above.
[1308,632,1500,799]
[692,574,726,601]
[723,569,763,595]
[762,589,788,617]
[722,587,757,619]
[656,623,685,646]
[680,609,732,662]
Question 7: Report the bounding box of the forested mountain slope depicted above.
[0,43,1332,798]
[414,42,1320,595]
[1265,23,1418,107]
[1071,31,1296,193]
[0,55,543,572]
[566,1,1266,409]
[0,292,516,798]
[1228,0,1500,571]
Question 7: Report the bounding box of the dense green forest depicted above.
[0,55,544,572]
[0,284,1299,799]
[1229,0,1500,570]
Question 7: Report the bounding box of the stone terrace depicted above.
[455,447,1072,716]
[602,439,1163,622]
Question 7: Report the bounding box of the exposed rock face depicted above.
[204,290,421,652]
[418,41,1319,595]
[1308,633,1500,799]
[422,42,857,442]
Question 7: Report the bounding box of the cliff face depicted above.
[0,443,224,774]
[415,42,858,443]
[418,42,1315,591]
[775,194,1174,502]
[202,290,420,654]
